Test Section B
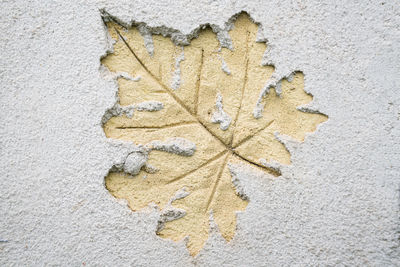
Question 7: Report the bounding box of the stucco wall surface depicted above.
[0,0,399,266]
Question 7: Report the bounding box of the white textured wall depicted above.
[1,0,399,266]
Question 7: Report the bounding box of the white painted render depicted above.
[0,0,399,266]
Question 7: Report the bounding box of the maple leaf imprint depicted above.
[101,12,328,256]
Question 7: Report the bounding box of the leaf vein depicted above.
[230,30,251,146]
[205,152,229,212]
[166,150,228,185]
[114,27,227,147]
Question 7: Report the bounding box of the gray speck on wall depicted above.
[123,151,148,176]
[135,101,164,112]
[171,48,185,90]
[218,54,231,75]
[150,137,196,156]
[138,24,154,56]
[211,93,232,130]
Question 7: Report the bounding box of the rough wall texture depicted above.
[0,0,399,266]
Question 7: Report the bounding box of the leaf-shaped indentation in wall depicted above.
[101,12,328,256]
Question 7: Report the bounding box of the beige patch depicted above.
[101,13,328,256]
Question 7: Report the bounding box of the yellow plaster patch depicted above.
[101,13,328,256]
